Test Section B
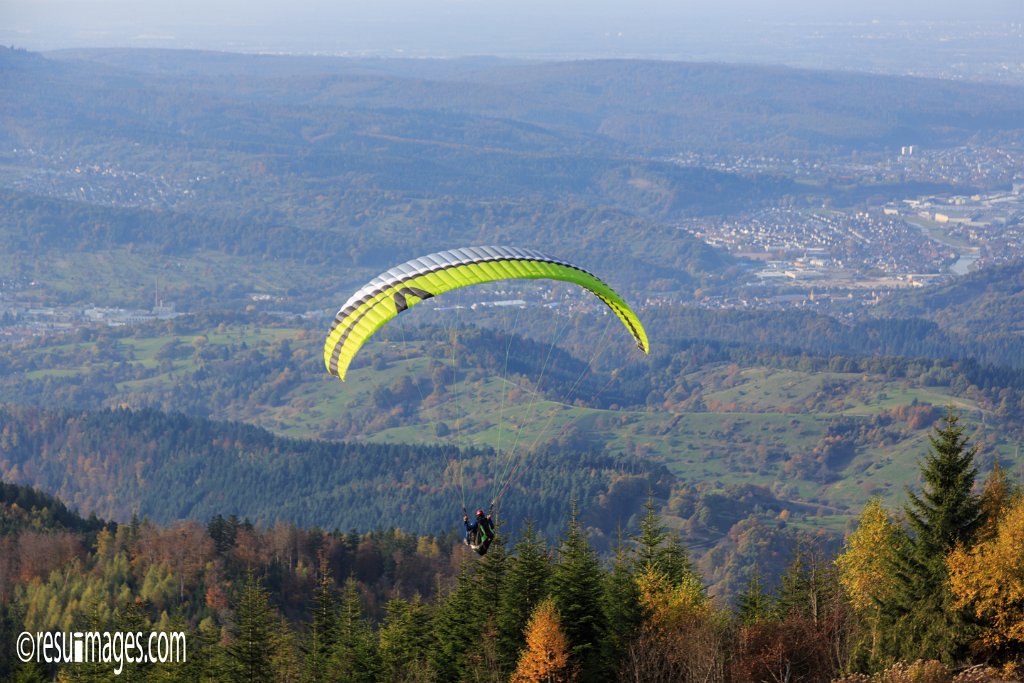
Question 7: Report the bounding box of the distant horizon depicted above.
[2,1,1022,83]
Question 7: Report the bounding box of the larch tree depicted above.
[835,498,902,668]
[948,496,1024,659]
[511,597,574,683]
[977,458,1019,543]
[624,565,723,683]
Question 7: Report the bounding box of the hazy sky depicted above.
[1,0,1021,64]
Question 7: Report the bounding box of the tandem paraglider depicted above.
[323,246,649,553]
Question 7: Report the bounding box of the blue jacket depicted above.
[465,515,493,540]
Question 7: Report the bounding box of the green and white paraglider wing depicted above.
[324,246,648,380]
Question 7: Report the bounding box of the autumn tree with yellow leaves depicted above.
[511,597,574,683]
[835,497,904,668]
[622,565,726,683]
[947,496,1024,660]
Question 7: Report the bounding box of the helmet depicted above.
[476,509,485,517]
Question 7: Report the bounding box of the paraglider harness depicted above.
[463,507,495,556]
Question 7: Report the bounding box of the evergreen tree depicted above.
[776,547,810,620]
[659,532,698,589]
[735,566,773,625]
[906,412,982,555]
[63,595,113,683]
[632,497,697,588]
[469,537,507,682]
[162,618,222,683]
[329,577,377,683]
[303,553,337,683]
[496,520,552,673]
[777,538,841,625]
[270,616,301,683]
[0,602,47,683]
[549,503,609,682]
[114,598,152,683]
[11,661,48,683]
[0,600,20,681]
[430,562,484,682]
[601,536,643,672]
[881,410,983,664]
[227,570,277,683]
[378,596,435,683]
[632,498,667,574]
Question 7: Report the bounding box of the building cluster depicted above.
[901,189,1024,269]
[0,147,199,209]
[671,137,1022,190]
[0,302,178,341]
[678,182,1024,312]
[682,206,955,276]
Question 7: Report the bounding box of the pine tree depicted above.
[378,596,434,683]
[632,497,697,588]
[63,595,112,683]
[549,503,609,682]
[906,411,982,555]
[497,520,552,674]
[227,569,277,683]
[632,498,666,574]
[430,562,484,682]
[776,548,809,620]
[468,538,506,682]
[0,600,20,682]
[881,410,983,664]
[329,577,377,683]
[303,554,337,683]
[601,535,643,671]
[114,598,152,683]
[776,537,844,639]
[163,617,222,683]
[270,616,301,683]
[659,532,698,589]
[735,566,773,625]
[0,602,47,683]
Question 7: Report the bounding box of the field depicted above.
[5,320,1012,528]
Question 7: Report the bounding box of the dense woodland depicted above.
[0,413,1021,681]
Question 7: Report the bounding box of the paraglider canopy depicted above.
[324,245,648,381]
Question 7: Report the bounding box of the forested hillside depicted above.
[2,310,1023,600]
[0,404,672,539]
[1,415,1021,680]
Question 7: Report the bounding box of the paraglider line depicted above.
[494,310,575,506]
[495,315,616,509]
